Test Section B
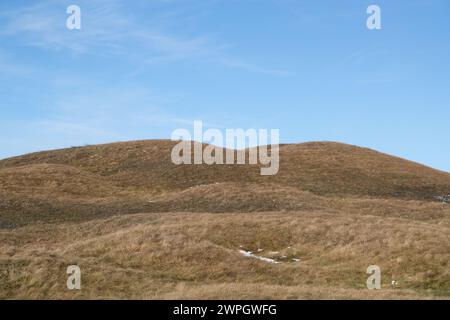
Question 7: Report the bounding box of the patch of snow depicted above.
[239,250,280,264]
[292,258,300,262]
[434,195,450,203]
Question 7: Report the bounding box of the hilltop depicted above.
[1,140,449,227]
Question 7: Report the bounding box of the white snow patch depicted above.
[435,195,450,203]
[239,250,280,264]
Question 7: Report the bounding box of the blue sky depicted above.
[0,0,449,171]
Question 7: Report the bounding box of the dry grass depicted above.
[0,211,449,299]
[0,140,449,299]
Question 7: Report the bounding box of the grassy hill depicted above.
[0,140,449,299]
[2,140,450,199]
[1,140,450,226]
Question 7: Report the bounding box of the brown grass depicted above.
[0,140,449,299]
[1,212,449,299]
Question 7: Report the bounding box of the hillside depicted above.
[0,140,449,299]
[1,140,450,227]
[2,140,449,198]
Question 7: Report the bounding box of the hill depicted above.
[0,140,449,299]
[1,140,449,227]
[2,140,449,198]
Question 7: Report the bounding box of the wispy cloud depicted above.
[1,0,130,54]
[27,81,196,139]
[0,0,291,76]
